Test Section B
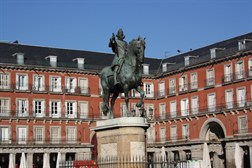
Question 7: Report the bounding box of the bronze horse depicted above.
[100,37,146,118]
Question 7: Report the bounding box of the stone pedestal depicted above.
[91,117,149,159]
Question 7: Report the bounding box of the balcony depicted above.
[222,71,247,85]
[168,87,176,96]
[179,84,188,94]
[148,135,189,145]
[204,78,215,88]
[233,128,252,137]
[157,89,165,98]
[149,99,252,122]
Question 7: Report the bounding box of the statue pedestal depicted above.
[91,117,149,159]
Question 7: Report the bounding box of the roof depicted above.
[0,32,252,75]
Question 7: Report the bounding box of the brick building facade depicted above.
[0,32,252,167]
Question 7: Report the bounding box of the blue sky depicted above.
[0,0,251,58]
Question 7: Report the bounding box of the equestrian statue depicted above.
[100,29,146,118]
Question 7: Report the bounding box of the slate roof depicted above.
[0,32,252,75]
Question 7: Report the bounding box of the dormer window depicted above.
[162,63,167,72]
[143,64,149,75]
[72,58,85,69]
[13,53,24,65]
[238,39,252,51]
[45,56,57,67]
[210,48,225,59]
[184,56,198,66]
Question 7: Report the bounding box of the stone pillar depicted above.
[225,142,235,168]
[27,153,33,168]
[191,144,202,160]
[91,117,149,159]
[249,146,252,168]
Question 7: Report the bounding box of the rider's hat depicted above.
[116,28,125,39]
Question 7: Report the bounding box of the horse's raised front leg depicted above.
[110,92,119,118]
[136,86,145,108]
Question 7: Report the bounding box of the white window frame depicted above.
[79,101,88,119]
[182,124,189,139]
[131,103,141,117]
[206,68,215,86]
[16,98,29,117]
[208,93,216,112]
[33,99,45,117]
[235,61,244,80]
[34,126,44,144]
[225,89,233,109]
[65,77,77,93]
[49,100,61,118]
[180,98,189,116]
[50,76,62,92]
[224,64,232,82]
[170,101,176,118]
[79,78,88,94]
[147,127,155,143]
[17,126,27,144]
[158,82,165,97]
[248,58,252,77]
[190,72,198,89]
[191,96,198,114]
[0,126,11,144]
[159,103,166,119]
[144,83,154,98]
[145,104,154,118]
[66,127,77,144]
[16,73,28,90]
[238,116,248,133]
[65,101,77,118]
[179,75,188,92]
[50,126,61,144]
[0,98,10,116]
[169,78,176,94]
[170,126,177,140]
[160,127,166,142]
[0,73,10,90]
[237,87,246,107]
[33,75,44,91]
[143,64,149,75]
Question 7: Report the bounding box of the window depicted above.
[50,76,62,92]
[34,127,44,143]
[169,78,176,94]
[79,102,88,119]
[160,127,166,142]
[144,83,154,98]
[33,100,45,117]
[208,93,216,112]
[65,101,77,118]
[238,40,246,51]
[50,101,61,118]
[248,58,252,77]
[238,116,248,133]
[0,127,10,144]
[16,99,28,117]
[66,127,76,143]
[159,103,166,119]
[143,64,149,75]
[210,48,216,59]
[184,56,190,66]
[180,99,189,116]
[206,69,215,86]
[50,127,60,144]
[17,127,27,144]
[225,90,233,109]
[158,82,165,97]
[147,127,155,143]
[235,61,244,80]
[79,78,88,94]
[224,64,232,82]
[99,79,103,96]
[131,89,140,97]
[66,77,76,93]
[33,75,44,91]
[99,102,106,119]
[16,74,28,90]
[182,124,189,139]
[237,87,245,107]
[162,63,167,72]
[170,101,176,118]
[120,103,127,117]
[0,98,10,116]
[190,73,198,89]
[46,55,57,67]
[0,73,10,89]
[145,104,154,118]
[170,126,177,140]
[179,75,188,92]
[131,103,141,117]
[191,96,198,114]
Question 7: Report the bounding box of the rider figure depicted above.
[109,28,128,86]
